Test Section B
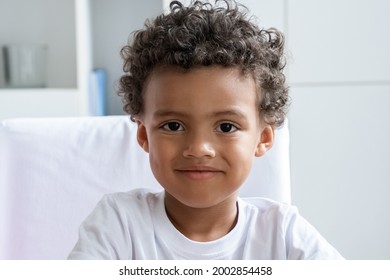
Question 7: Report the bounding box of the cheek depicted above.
[223,141,255,166]
[225,137,258,174]
[148,150,165,187]
[227,134,259,158]
[148,139,176,172]
[231,146,255,172]
[148,141,180,190]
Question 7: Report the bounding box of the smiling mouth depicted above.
[175,166,223,180]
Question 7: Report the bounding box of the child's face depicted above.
[136,65,273,209]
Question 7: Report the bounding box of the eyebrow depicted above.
[210,109,247,119]
[153,108,248,119]
[153,110,187,118]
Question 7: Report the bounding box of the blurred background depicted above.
[0,0,389,259]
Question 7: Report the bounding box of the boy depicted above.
[68,0,343,259]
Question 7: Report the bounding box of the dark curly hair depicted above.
[118,0,289,127]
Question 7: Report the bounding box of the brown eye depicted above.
[163,122,183,131]
[217,123,238,133]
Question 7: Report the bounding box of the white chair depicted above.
[0,116,290,259]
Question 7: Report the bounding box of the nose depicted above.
[182,133,216,159]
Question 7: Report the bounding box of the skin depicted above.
[136,65,274,242]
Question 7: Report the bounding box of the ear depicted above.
[136,120,150,153]
[255,125,274,157]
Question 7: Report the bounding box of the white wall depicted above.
[289,86,390,259]
[286,0,390,259]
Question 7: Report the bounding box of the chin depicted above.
[168,191,239,209]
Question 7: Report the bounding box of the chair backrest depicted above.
[0,116,290,259]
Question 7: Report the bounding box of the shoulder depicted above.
[87,189,163,229]
[239,196,299,240]
[68,189,163,260]
[240,197,297,221]
[241,197,307,238]
[239,197,343,259]
[100,188,162,211]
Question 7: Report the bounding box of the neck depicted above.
[164,192,239,242]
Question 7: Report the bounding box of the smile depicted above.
[175,166,223,180]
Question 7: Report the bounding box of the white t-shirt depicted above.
[68,189,343,260]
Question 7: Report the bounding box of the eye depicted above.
[217,123,238,133]
[162,122,183,131]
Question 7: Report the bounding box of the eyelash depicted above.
[161,122,184,132]
[216,122,238,133]
[161,121,239,133]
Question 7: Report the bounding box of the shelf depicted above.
[0,0,92,120]
[0,0,77,89]
[0,88,77,94]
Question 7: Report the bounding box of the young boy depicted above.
[68,0,343,259]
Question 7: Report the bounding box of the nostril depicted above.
[183,143,216,158]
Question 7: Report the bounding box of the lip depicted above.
[175,166,223,180]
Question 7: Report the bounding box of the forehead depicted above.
[142,65,259,120]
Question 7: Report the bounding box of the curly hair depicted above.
[118,0,289,127]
